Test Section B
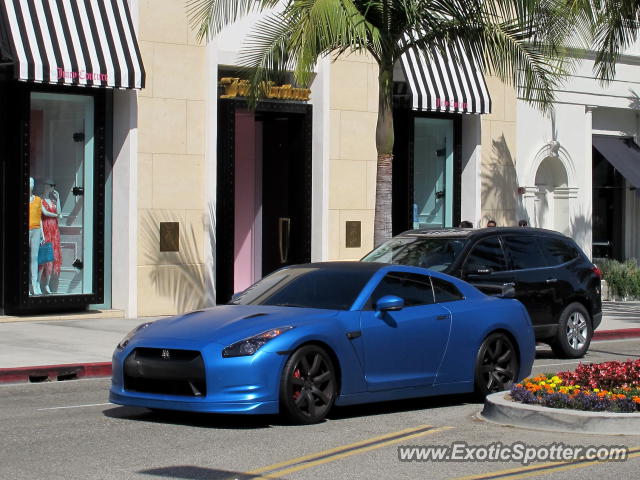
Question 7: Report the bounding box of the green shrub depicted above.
[595,258,640,300]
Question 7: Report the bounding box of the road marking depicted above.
[239,424,452,479]
[454,447,640,480]
[37,402,113,411]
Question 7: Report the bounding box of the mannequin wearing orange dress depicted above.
[28,177,62,296]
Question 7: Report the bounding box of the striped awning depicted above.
[399,40,491,114]
[0,0,145,89]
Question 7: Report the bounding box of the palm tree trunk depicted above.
[374,61,395,247]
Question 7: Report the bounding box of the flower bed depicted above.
[511,359,640,413]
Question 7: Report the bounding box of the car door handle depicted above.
[546,278,558,283]
[436,314,448,320]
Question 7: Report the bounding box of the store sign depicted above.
[435,98,468,110]
[56,67,109,82]
[219,77,311,101]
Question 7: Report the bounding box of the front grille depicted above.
[124,348,206,397]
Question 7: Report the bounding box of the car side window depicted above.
[367,272,435,309]
[463,237,507,273]
[538,236,578,266]
[431,277,464,303]
[502,235,548,269]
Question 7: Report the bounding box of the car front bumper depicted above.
[109,341,285,415]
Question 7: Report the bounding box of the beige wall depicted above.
[480,77,519,227]
[136,0,207,316]
[328,53,379,260]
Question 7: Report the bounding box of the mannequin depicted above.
[28,177,61,295]
[39,179,64,294]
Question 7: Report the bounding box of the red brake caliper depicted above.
[293,368,301,400]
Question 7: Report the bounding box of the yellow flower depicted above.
[593,388,599,392]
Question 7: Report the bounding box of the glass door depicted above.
[29,92,94,297]
[412,118,454,229]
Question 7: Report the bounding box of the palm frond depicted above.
[186,0,281,42]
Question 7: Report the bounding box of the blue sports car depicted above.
[110,262,535,424]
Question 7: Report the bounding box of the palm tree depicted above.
[587,0,640,80]
[188,0,574,246]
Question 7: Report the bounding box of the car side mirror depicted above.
[375,295,405,312]
[498,282,516,299]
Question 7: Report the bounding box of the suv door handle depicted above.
[546,278,558,283]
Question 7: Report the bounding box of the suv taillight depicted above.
[592,266,603,279]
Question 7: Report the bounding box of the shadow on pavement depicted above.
[102,405,278,429]
[138,466,258,479]
[329,393,474,420]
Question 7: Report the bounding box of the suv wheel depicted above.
[550,303,592,358]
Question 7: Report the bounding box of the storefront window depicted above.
[28,92,94,296]
[412,118,454,229]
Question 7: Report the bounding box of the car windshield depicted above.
[229,266,372,310]
[361,236,468,272]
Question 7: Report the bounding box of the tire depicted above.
[474,332,519,398]
[279,345,337,424]
[550,302,592,359]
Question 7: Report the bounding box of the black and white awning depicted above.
[399,40,491,114]
[0,0,145,89]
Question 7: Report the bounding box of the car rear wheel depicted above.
[474,332,519,398]
[550,303,592,358]
[279,345,337,424]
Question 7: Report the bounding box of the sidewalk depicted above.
[0,302,638,382]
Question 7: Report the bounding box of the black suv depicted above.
[362,227,602,358]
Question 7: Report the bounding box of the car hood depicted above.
[135,304,339,346]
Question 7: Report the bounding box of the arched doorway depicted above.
[533,156,571,234]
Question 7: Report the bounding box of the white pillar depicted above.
[582,106,595,259]
[111,90,138,318]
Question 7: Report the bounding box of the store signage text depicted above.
[219,77,311,101]
[435,98,468,110]
[57,67,109,82]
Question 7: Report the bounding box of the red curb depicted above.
[0,362,111,384]
[593,328,640,341]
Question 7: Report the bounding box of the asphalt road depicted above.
[1,338,639,480]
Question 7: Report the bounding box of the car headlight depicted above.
[222,326,294,358]
[117,322,153,351]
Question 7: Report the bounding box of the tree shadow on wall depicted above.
[140,209,208,314]
[479,134,525,226]
[570,211,592,256]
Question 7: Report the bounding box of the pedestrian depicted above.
[486,219,497,227]
[459,220,473,228]
[518,219,528,227]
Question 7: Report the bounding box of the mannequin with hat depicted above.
[38,178,64,294]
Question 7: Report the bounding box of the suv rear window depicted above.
[538,236,579,266]
[463,237,508,273]
[503,236,548,269]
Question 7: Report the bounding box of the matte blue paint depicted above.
[110,263,535,415]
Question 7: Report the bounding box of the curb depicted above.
[0,362,112,384]
[593,328,640,341]
[481,391,640,435]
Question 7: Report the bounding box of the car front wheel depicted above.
[279,345,337,424]
[550,302,592,358]
[474,332,519,398]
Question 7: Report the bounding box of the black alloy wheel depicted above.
[550,302,593,359]
[279,345,337,424]
[474,332,519,397]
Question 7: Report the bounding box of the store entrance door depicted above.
[218,101,312,303]
[260,114,308,277]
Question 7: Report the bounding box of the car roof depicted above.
[397,226,570,240]
[286,261,388,273]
